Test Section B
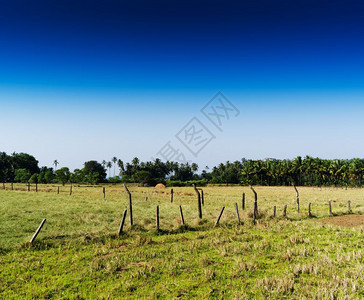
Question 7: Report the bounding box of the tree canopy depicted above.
[1,151,364,187]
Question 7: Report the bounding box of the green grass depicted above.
[0,185,363,298]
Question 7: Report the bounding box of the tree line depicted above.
[1,152,364,187]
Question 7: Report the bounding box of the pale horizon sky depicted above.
[1,88,364,171]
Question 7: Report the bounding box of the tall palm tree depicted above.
[117,159,125,175]
[107,161,112,178]
[131,157,140,174]
[53,160,59,171]
[112,157,117,177]
[303,156,314,186]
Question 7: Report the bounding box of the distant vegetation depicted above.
[1,152,364,187]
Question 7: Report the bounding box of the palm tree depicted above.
[117,159,125,175]
[106,161,112,178]
[349,158,364,187]
[53,160,59,171]
[131,157,140,174]
[112,157,117,177]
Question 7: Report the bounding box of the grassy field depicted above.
[0,184,363,299]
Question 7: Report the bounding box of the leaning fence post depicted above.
[103,187,106,199]
[69,184,72,196]
[235,203,241,223]
[193,184,202,219]
[294,185,299,213]
[273,205,276,217]
[199,188,204,206]
[30,219,46,244]
[242,193,245,210]
[124,184,133,226]
[156,205,160,231]
[250,186,258,220]
[118,210,127,236]
[215,207,225,226]
[283,205,287,217]
[179,205,185,225]
[253,201,258,224]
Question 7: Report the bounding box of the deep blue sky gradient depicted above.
[1,0,364,170]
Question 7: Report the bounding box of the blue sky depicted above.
[1,0,364,170]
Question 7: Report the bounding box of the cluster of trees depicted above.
[119,157,199,186]
[207,157,364,187]
[52,160,108,185]
[1,151,364,187]
[0,152,40,183]
[118,156,364,187]
[0,152,107,185]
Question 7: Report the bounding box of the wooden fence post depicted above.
[294,185,299,213]
[69,184,72,196]
[193,184,202,219]
[179,205,185,225]
[250,186,258,220]
[103,187,105,199]
[329,201,332,216]
[273,205,276,217]
[170,188,173,203]
[118,210,127,236]
[242,193,245,210]
[11,182,13,190]
[308,203,312,217]
[30,219,46,244]
[124,184,133,226]
[156,205,160,231]
[57,186,59,194]
[2,182,5,190]
[253,201,258,224]
[199,189,204,206]
[235,203,241,223]
[283,205,287,217]
[250,186,258,223]
[215,207,225,226]
[348,200,351,213]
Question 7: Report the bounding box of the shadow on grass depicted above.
[0,246,11,255]
[19,240,56,251]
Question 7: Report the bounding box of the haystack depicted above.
[155,183,166,189]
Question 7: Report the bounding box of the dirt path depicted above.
[319,214,364,228]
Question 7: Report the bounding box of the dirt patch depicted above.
[179,192,194,196]
[154,190,165,194]
[319,214,364,228]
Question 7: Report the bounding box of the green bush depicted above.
[108,176,122,183]
[166,179,207,187]
[14,169,31,183]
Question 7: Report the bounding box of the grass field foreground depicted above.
[0,185,363,298]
